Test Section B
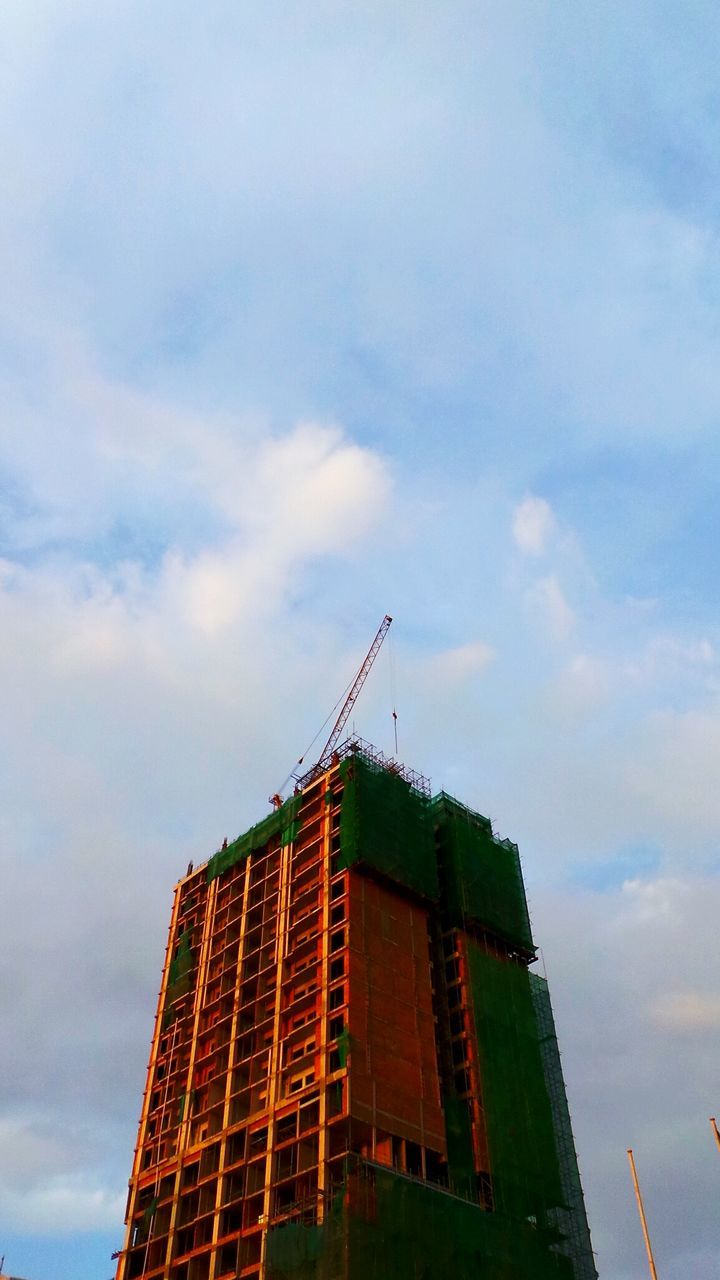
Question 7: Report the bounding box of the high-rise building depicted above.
[116,740,596,1280]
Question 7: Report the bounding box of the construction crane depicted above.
[270,614,393,807]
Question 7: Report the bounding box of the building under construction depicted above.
[115,735,596,1280]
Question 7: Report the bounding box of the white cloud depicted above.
[512,495,556,556]
[141,420,392,635]
[544,653,610,724]
[0,405,392,644]
[624,634,717,685]
[1,1178,124,1236]
[0,1115,124,1234]
[651,991,720,1032]
[525,573,576,640]
[625,710,720,847]
[427,640,495,683]
[619,876,690,924]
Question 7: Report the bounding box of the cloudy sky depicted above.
[1,2,720,1277]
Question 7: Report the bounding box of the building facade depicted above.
[116,740,596,1280]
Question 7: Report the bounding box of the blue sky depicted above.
[1,3,720,1278]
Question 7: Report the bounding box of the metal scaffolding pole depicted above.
[627,1148,659,1280]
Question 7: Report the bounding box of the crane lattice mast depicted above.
[270,614,392,806]
[309,614,392,774]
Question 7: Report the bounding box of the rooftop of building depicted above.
[198,734,517,884]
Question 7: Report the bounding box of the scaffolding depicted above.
[266,1158,576,1280]
[432,793,534,952]
[338,753,438,901]
[530,975,598,1280]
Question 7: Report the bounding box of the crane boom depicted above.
[316,614,392,768]
[269,615,393,807]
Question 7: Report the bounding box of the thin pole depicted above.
[388,625,399,755]
[627,1149,659,1280]
[710,1117,720,1154]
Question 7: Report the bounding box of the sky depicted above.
[1,1,719,1277]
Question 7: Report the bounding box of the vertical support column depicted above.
[163,875,218,1276]
[317,771,333,1217]
[627,1149,659,1280]
[116,882,182,1280]
[259,825,295,1275]
[455,931,491,1188]
[208,855,252,1280]
[408,898,427,1161]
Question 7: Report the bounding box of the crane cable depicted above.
[271,615,393,805]
[271,669,357,802]
[389,625,399,755]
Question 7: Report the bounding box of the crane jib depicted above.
[272,615,393,803]
[321,615,393,761]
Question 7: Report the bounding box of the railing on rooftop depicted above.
[293,735,431,799]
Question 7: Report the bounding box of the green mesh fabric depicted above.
[348,1164,574,1280]
[433,793,533,950]
[442,1092,476,1199]
[338,756,438,901]
[336,1028,351,1069]
[266,1161,574,1280]
[282,817,303,847]
[465,944,564,1221]
[266,1221,331,1277]
[168,930,193,985]
[141,1195,158,1233]
[530,974,598,1279]
[206,794,302,881]
[164,930,194,1012]
[266,1192,344,1280]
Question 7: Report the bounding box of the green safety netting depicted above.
[163,929,194,1017]
[442,1091,476,1199]
[206,794,303,882]
[168,930,193,985]
[338,757,438,901]
[267,1220,337,1278]
[266,1189,345,1280]
[464,944,564,1223]
[335,1028,351,1069]
[141,1195,159,1233]
[432,793,533,950]
[266,1161,574,1280]
[530,974,598,1280]
[282,817,303,847]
